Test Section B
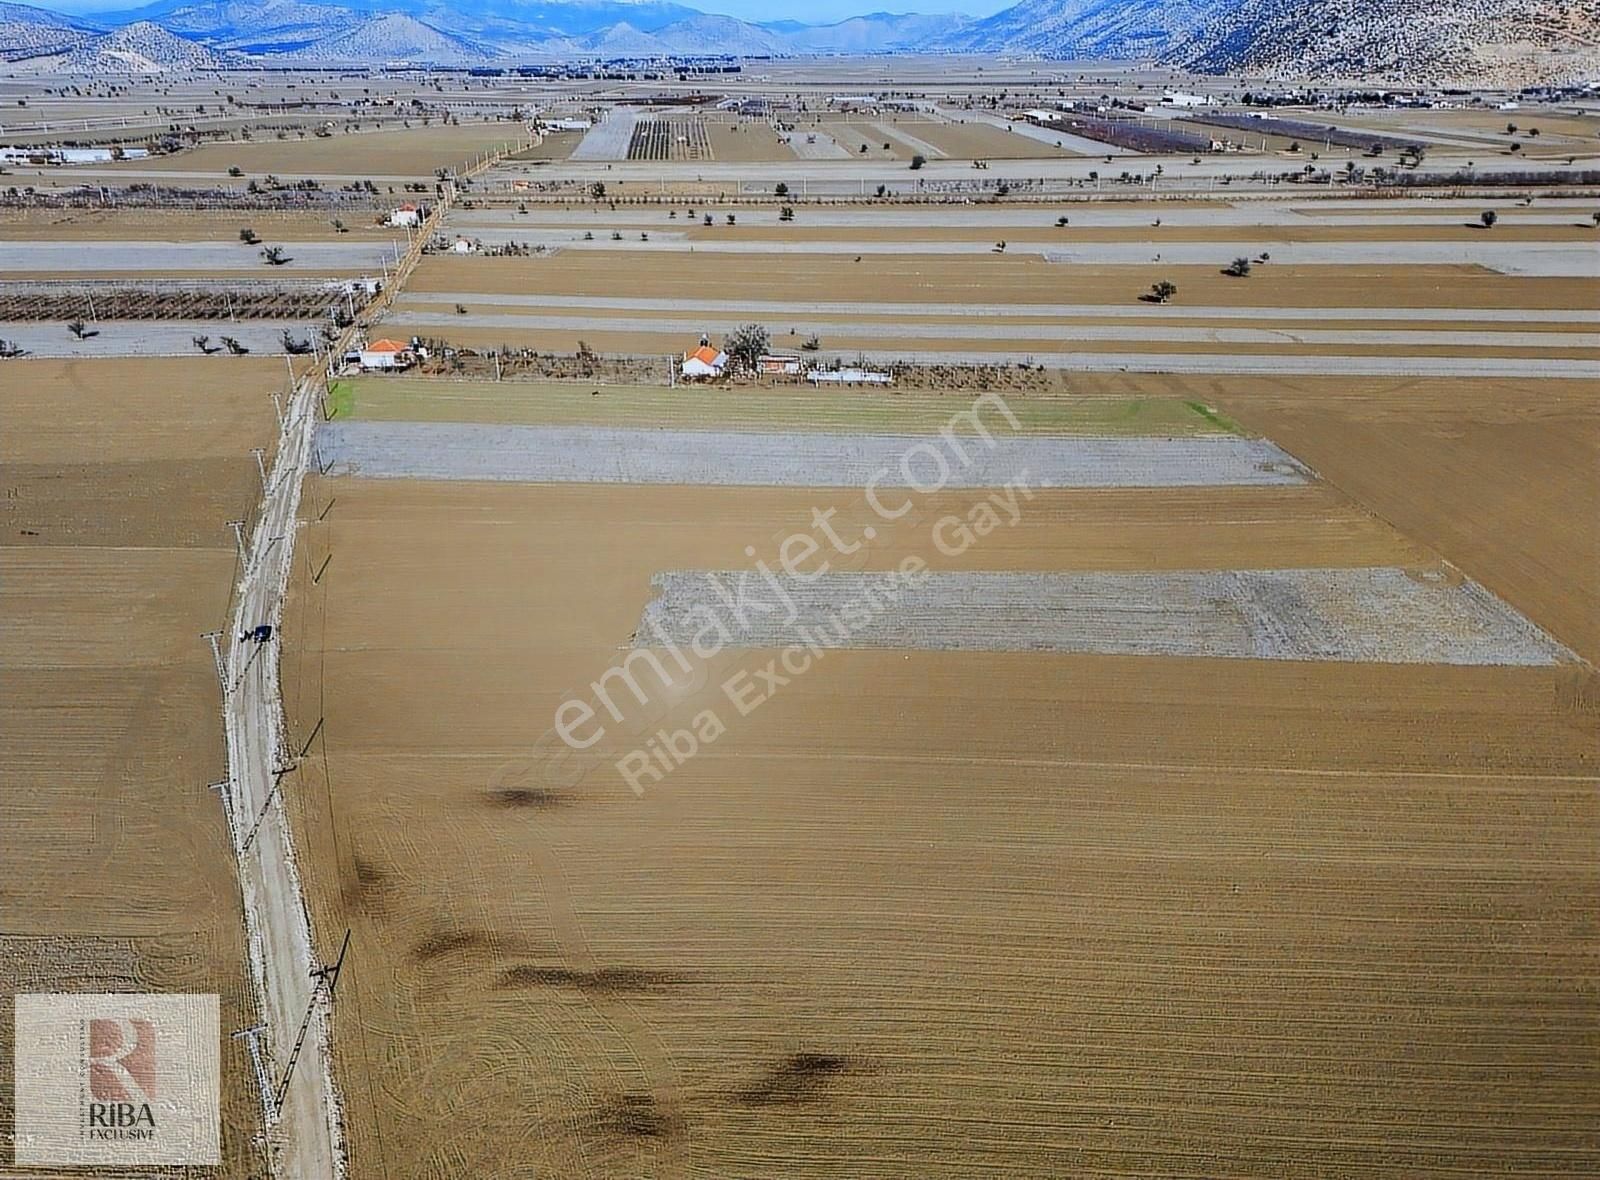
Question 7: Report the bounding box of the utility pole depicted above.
[274,930,351,1115]
[201,631,227,691]
[250,448,268,491]
[231,1026,274,1125]
[227,519,246,561]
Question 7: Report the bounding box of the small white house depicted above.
[449,237,478,254]
[386,203,422,228]
[681,343,727,379]
[1161,92,1214,108]
[358,339,413,370]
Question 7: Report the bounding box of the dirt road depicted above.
[219,372,343,1179]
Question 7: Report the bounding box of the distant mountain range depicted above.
[0,0,1593,84]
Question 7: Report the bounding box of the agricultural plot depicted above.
[0,278,366,321]
[102,124,527,180]
[704,118,803,163]
[282,410,1599,1177]
[313,422,1309,487]
[0,239,399,277]
[626,116,712,162]
[1,357,284,1174]
[570,110,640,162]
[637,567,1571,665]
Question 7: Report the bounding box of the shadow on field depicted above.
[592,1092,684,1140]
[495,964,684,994]
[735,1052,854,1107]
[482,786,570,809]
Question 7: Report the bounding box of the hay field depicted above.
[0,357,284,1173]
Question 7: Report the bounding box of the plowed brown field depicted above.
[0,357,282,1174]
[280,468,1598,1178]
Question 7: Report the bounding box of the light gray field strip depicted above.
[934,106,1130,155]
[0,320,315,357]
[869,121,947,159]
[395,291,1598,324]
[635,569,1574,667]
[787,132,852,159]
[391,310,1595,350]
[0,241,398,273]
[569,109,639,161]
[314,423,1309,487]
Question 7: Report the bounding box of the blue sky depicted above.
[53,0,1008,22]
[707,0,999,18]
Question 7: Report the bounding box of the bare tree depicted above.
[261,245,290,266]
[724,323,770,372]
[221,335,249,355]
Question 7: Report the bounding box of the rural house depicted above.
[681,341,727,379]
[358,339,414,371]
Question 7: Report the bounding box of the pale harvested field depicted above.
[282,469,1598,1177]
[407,254,1600,313]
[814,116,917,161]
[705,120,801,163]
[0,357,283,1174]
[106,124,527,179]
[888,116,1088,159]
[651,222,1598,244]
[512,130,584,162]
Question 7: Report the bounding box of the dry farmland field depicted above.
[4,63,1600,1180]
[278,369,1600,1176]
[0,358,283,1173]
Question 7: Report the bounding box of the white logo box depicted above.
[13,993,221,1166]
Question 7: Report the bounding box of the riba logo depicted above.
[14,994,220,1167]
[86,1017,158,1139]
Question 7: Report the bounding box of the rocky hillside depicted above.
[1175,0,1600,86]
[933,0,1230,58]
[153,0,348,51]
[63,20,236,69]
[282,12,492,61]
[0,1,95,60]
